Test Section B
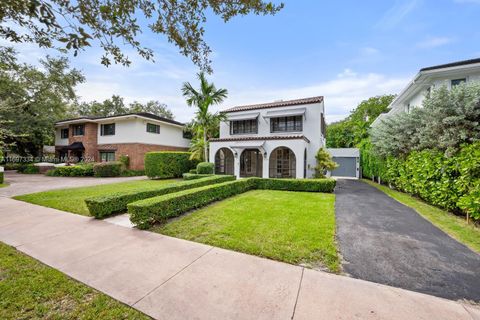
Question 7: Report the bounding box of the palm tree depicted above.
[182,72,228,162]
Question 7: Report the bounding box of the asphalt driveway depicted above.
[335,179,480,302]
[0,171,146,197]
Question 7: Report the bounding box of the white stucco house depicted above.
[372,57,480,127]
[209,96,326,179]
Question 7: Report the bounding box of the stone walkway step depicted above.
[1,198,478,320]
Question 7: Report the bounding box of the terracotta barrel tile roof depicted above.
[222,96,324,113]
[209,135,310,143]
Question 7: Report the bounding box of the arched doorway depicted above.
[240,149,263,177]
[214,148,234,175]
[269,147,296,178]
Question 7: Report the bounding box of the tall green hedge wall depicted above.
[362,141,480,221]
[144,152,197,179]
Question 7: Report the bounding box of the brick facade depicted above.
[68,122,98,161]
[97,143,189,170]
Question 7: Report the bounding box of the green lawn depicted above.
[14,179,178,216]
[153,190,339,272]
[0,183,7,188]
[0,242,149,320]
[364,179,480,253]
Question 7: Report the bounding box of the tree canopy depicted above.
[326,94,395,148]
[1,0,283,71]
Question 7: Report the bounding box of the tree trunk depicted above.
[203,128,208,162]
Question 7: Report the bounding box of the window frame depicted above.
[72,124,85,136]
[230,119,258,135]
[270,115,303,133]
[60,128,69,139]
[99,151,115,162]
[100,123,116,136]
[146,123,160,134]
[451,78,466,87]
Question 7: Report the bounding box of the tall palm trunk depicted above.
[203,127,208,162]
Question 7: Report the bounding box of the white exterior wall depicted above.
[211,101,326,179]
[96,118,190,147]
[55,127,69,146]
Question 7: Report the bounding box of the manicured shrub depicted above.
[129,179,257,229]
[189,169,197,174]
[196,162,214,174]
[0,171,3,184]
[182,173,214,180]
[128,177,336,229]
[18,164,40,174]
[254,178,336,193]
[3,163,26,171]
[119,155,130,169]
[145,152,196,179]
[93,162,122,177]
[46,164,95,177]
[121,169,145,177]
[85,174,235,218]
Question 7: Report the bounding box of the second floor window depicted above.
[451,78,466,87]
[147,123,160,134]
[73,124,84,136]
[270,116,303,133]
[60,128,69,139]
[230,119,258,135]
[100,123,115,136]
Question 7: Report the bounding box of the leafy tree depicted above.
[0,0,283,71]
[326,95,395,148]
[371,83,480,157]
[0,47,84,156]
[313,148,338,178]
[182,72,227,161]
[129,100,174,119]
[76,95,128,117]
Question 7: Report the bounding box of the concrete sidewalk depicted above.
[1,198,479,320]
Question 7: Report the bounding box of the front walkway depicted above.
[0,171,146,197]
[1,198,478,319]
[335,179,480,301]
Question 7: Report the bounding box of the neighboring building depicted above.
[209,96,326,179]
[54,113,190,170]
[372,57,480,127]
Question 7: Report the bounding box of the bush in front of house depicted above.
[93,162,122,177]
[119,155,130,169]
[145,151,196,179]
[120,169,145,177]
[85,174,236,218]
[182,173,214,180]
[129,178,257,229]
[254,178,336,193]
[18,164,40,174]
[0,171,3,184]
[46,163,95,177]
[196,162,214,174]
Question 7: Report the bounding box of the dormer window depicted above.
[230,119,258,135]
[451,78,466,87]
[270,116,303,133]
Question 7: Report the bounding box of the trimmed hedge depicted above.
[129,179,257,229]
[189,169,197,174]
[145,152,196,179]
[17,164,40,174]
[0,171,3,184]
[182,173,213,180]
[46,164,94,177]
[85,175,235,218]
[93,162,122,177]
[253,178,336,192]
[128,177,336,229]
[121,169,145,177]
[196,162,214,174]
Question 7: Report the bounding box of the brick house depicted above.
[54,113,191,170]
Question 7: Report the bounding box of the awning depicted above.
[227,112,260,121]
[263,107,306,119]
[64,142,85,150]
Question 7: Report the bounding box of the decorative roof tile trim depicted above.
[420,57,480,72]
[210,135,310,143]
[55,112,185,127]
[222,96,324,113]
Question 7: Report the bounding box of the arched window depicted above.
[214,148,234,175]
[269,147,296,178]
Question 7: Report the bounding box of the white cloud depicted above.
[417,36,453,48]
[376,0,421,29]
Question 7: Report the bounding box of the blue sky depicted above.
[6,0,480,122]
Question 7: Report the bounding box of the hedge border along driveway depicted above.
[85,175,235,218]
[128,178,336,229]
